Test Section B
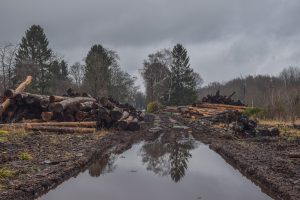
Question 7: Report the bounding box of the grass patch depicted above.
[259,119,300,138]
[0,130,9,136]
[0,183,5,191]
[19,152,33,161]
[0,167,15,180]
[0,129,9,143]
[0,137,8,142]
[244,107,266,118]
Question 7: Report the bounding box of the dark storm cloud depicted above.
[1,0,300,86]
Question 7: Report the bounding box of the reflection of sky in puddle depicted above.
[38,140,273,200]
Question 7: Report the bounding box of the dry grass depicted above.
[0,167,15,180]
[19,152,33,161]
[259,119,300,138]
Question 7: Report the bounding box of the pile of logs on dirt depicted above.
[164,103,247,120]
[196,90,246,106]
[229,115,280,137]
[0,76,144,133]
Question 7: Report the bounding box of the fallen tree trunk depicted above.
[49,95,69,103]
[50,97,96,113]
[24,93,49,108]
[110,107,123,121]
[0,76,32,117]
[117,111,130,130]
[75,111,96,121]
[79,101,98,112]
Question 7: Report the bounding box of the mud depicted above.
[0,114,299,200]
[180,117,300,200]
[0,120,159,200]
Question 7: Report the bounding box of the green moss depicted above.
[244,107,266,118]
[0,167,15,180]
[19,152,33,161]
[146,101,160,113]
[0,130,9,135]
[0,137,8,142]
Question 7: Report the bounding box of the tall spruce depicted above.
[83,44,114,97]
[170,44,197,105]
[14,25,52,94]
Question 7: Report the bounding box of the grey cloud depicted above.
[1,0,300,87]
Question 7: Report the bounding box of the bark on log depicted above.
[100,97,115,109]
[63,113,75,122]
[24,93,49,107]
[116,111,130,130]
[50,97,96,113]
[4,89,16,98]
[110,107,123,121]
[49,95,69,103]
[0,76,32,117]
[75,111,96,121]
[79,101,98,111]
[15,93,28,102]
[41,112,53,121]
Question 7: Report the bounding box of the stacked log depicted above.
[0,77,143,132]
[196,90,246,106]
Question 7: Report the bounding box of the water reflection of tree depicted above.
[88,155,117,177]
[140,134,196,182]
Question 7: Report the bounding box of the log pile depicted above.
[164,103,247,120]
[196,90,246,106]
[0,76,144,133]
[229,115,279,137]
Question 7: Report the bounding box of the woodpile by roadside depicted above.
[0,76,144,133]
[196,90,246,106]
[164,103,247,120]
[164,100,279,138]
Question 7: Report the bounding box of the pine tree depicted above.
[14,25,52,94]
[83,44,114,97]
[170,44,197,105]
[60,60,68,80]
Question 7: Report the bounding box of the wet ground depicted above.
[0,114,299,200]
[38,137,272,200]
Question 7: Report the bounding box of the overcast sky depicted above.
[1,0,300,90]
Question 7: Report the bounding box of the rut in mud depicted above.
[37,115,273,200]
[1,114,299,200]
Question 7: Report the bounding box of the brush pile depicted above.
[196,90,246,106]
[230,115,279,137]
[0,76,144,133]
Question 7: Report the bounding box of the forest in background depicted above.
[0,25,145,109]
[199,66,300,121]
[1,24,300,121]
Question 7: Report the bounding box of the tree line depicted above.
[141,44,203,106]
[0,25,144,108]
[199,66,300,121]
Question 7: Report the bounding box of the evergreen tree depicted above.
[48,59,71,94]
[60,60,69,80]
[14,25,52,94]
[170,44,197,105]
[83,44,115,97]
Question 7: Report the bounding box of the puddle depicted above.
[38,134,273,200]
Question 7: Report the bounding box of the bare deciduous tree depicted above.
[0,43,18,92]
[70,62,85,88]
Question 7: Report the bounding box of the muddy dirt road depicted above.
[0,114,299,200]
